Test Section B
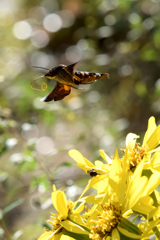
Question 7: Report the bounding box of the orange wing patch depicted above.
[41,83,71,102]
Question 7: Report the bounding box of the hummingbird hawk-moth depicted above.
[31,62,109,102]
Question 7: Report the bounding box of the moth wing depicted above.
[57,62,80,85]
[41,82,71,102]
[65,62,79,76]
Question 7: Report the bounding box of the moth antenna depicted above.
[32,66,50,71]
[30,75,48,91]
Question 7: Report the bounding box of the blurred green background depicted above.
[0,0,160,239]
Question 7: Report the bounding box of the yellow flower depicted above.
[122,116,160,171]
[38,117,160,240]
[38,185,89,240]
[68,149,110,175]
[69,150,111,195]
[81,149,160,240]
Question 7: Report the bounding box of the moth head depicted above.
[45,65,65,79]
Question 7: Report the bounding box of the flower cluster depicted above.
[38,117,160,240]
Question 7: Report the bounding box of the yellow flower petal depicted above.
[77,163,88,172]
[69,150,94,167]
[53,185,57,192]
[51,191,68,218]
[111,228,120,240]
[133,196,154,215]
[94,160,103,168]
[126,133,139,151]
[106,237,111,240]
[109,148,121,181]
[145,125,160,151]
[99,149,112,164]
[94,177,109,193]
[79,175,108,199]
[142,171,160,197]
[125,176,148,210]
[150,151,160,171]
[129,160,144,183]
[38,231,60,240]
[143,116,157,146]
[73,201,84,214]
[81,194,104,204]
[70,213,86,227]
[60,235,74,240]
[138,220,160,238]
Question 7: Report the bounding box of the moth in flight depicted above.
[31,62,109,102]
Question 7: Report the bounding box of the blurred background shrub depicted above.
[0,0,160,239]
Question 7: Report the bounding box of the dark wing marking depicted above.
[65,62,79,76]
[41,82,71,102]
[57,62,79,85]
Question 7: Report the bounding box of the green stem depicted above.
[132,214,140,223]
[37,155,54,185]
[0,220,12,240]
[153,226,160,239]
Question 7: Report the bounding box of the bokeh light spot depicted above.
[77,39,88,50]
[143,18,154,30]
[119,65,133,76]
[96,26,113,38]
[87,91,100,103]
[94,54,110,66]
[22,123,39,140]
[5,138,18,149]
[43,13,62,32]
[35,137,55,155]
[10,153,23,163]
[100,135,114,149]
[30,51,50,68]
[31,30,49,48]
[65,46,82,62]
[0,76,5,82]
[127,29,141,41]
[59,10,75,28]
[13,21,32,40]
[67,97,82,110]
[104,14,116,26]
[128,13,141,24]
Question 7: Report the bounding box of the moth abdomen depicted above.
[74,71,109,84]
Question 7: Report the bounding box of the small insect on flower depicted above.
[30,62,109,102]
[87,169,99,177]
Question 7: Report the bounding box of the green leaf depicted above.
[62,228,90,240]
[142,169,153,179]
[119,218,142,235]
[3,199,24,215]
[118,229,141,240]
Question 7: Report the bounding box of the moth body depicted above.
[31,62,109,102]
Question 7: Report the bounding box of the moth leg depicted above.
[71,85,85,90]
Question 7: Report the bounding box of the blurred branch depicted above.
[36,155,54,185]
[0,220,12,240]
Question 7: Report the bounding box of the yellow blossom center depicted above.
[47,200,74,232]
[48,212,62,231]
[67,199,74,214]
[90,201,122,240]
[122,143,149,170]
